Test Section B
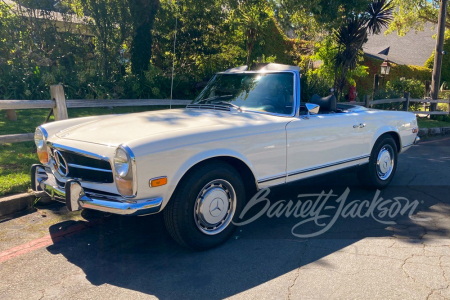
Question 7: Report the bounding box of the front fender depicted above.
[370,126,401,150]
[160,149,257,210]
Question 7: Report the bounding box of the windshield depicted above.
[194,72,295,115]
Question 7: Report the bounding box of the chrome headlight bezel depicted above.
[113,145,137,198]
[114,148,130,178]
[35,126,50,164]
[34,126,48,150]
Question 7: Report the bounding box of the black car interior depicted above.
[300,94,348,115]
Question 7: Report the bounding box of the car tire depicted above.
[358,135,398,190]
[163,161,245,250]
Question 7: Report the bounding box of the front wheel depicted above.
[358,136,398,190]
[163,161,245,250]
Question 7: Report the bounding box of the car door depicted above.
[285,112,369,183]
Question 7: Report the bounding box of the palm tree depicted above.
[333,0,394,98]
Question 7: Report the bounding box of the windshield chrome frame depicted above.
[193,70,300,118]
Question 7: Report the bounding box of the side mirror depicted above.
[305,103,320,117]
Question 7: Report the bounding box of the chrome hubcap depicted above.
[194,179,236,235]
[376,145,394,181]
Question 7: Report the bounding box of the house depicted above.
[363,23,436,67]
[4,0,94,37]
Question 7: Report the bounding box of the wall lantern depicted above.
[380,59,391,75]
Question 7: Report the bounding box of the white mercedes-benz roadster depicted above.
[32,63,419,249]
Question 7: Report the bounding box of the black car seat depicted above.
[311,94,337,113]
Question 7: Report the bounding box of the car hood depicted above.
[55,108,280,146]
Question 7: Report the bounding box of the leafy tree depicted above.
[272,0,372,40]
[386,0,448,36]
[153,0,244,82]
[308,36,368,92]
[70,0,132,77]
[2,0,393,102]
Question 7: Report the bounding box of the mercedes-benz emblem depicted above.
[209,198,224,217]
[53,150,69,176]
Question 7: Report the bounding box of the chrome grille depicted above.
[49,147,114,183]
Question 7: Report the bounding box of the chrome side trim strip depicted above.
[402,143,414,148]
[67,163,112,173]
[257,155,371,185]
[287,155,370,177]
[258,174,286,184]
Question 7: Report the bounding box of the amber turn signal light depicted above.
[150,177,167,187]
[37,150,49,164]
[115,176,134,196]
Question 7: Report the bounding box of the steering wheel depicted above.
[257,97,284,113]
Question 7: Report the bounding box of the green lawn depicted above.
[417,118,450,128]
[0,106,181,197]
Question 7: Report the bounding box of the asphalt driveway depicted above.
[1,136,450,299]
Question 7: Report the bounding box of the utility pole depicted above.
[431,0,448,110]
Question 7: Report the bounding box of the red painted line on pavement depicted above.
[0,219,103,264]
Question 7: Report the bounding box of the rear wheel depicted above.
[358,136,398,190]
[163,161,245,250]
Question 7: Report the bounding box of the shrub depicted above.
[386,78,425,99]
[372,79,425,111]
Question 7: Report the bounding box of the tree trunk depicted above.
[128,0,160,75]
[130,21,153,74]
[246,29,256,66]
[431,0,448,110]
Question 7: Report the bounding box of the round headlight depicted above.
[34,127,45,150]
[114,148,130,178]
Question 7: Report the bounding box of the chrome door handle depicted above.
[353,123,366,129]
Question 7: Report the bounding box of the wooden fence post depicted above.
[447,96,450,114]
[6,109,17,121]
[403,92,410,111]
[364,95,369,108]
[50,85,68,120]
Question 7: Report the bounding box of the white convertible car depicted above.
[32,63,419,249]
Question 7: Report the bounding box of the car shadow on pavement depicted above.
[46,171,450,299]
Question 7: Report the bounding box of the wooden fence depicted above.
[0,85,191,144]
[1,86,449,144]
[340,93,450,115]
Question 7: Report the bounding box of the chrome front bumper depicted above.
[31,165,162,216]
